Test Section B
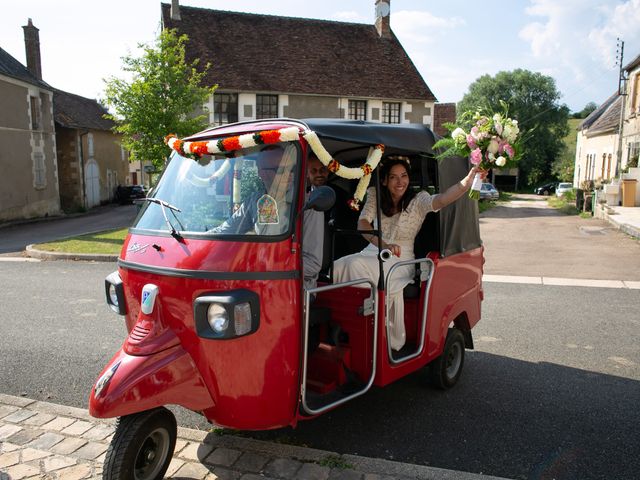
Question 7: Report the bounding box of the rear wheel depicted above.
[428,328,465,389]
[543,190,550,196]
[103,408,177,480]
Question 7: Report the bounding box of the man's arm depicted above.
[210,199,254,234]
[302,209,324,291]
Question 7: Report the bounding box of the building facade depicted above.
[162,0,447,131]
[54,90,130,210]
[574,93,622,187]
[0,21,60,222]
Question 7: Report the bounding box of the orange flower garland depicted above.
[164,126,300,157]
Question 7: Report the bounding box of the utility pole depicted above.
[615,38,628,179]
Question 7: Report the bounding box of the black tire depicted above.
[428,328,465,389]
[543,190,550,196]
[103,408,177,480]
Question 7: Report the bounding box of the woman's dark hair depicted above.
[379,158,416,217]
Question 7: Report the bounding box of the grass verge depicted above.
[34,228,128,254]
[547,195,579,215]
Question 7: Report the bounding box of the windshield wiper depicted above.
[138,197,185,242]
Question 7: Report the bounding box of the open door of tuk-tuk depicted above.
[297,119,483,416]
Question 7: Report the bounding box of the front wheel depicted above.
[103,407,177,480]
[428,328,465,389]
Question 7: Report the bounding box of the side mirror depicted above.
[304,186,335,212]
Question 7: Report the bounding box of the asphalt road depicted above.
[0,260,638,480]
[0,195,639,479]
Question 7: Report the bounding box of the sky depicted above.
[2,0,640,113]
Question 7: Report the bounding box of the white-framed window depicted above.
[30,96,41,130]
[87,133,94,158]
[256,94,278,119]
[382,102,401,124]
[348,100,367,120]
[33,152,45,188]
[214,93,239,125]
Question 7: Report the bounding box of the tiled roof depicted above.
[0,47,50,89]
[53,89,114,131]
[161,4,436,102]
[580,92,622,136]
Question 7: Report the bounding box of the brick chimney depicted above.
[375,0,391,38]
[171,0,181,21]
[23,18,42,80]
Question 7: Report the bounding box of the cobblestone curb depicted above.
[0,394,511,480]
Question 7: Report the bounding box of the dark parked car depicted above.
[479,182,499,201]
[534,182,557,196]
[115,185,146,204]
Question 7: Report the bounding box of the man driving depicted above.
[210,145,293,235]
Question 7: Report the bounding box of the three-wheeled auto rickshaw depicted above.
[91,118,484,479]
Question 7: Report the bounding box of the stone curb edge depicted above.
[26,244,118,262]
[596,205,640,240]
[0,393,511,480]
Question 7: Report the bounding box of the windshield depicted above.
[133,142,300,238]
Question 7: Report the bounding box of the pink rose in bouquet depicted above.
[434,105,522,200]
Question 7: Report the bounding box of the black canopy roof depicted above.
[302,119,437,155]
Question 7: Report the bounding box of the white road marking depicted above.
[484,275,638,289]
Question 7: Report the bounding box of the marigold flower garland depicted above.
[165,126,385,211]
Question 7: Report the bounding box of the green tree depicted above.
[572,101,598,119]
[458,69,569,186]
[103,28,216,170]
[551,118,581,181]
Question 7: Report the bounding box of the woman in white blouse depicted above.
[333,157,486,351]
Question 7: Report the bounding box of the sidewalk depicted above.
[0,394,510,480]
[594,203,640,240]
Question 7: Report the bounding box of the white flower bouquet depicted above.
[434,104,522,200]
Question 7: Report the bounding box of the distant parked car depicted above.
[479,182,499,201]
[555,182,573,197]
[534,182,557,196]
[115,185,146,204]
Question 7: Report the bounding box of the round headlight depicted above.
[108,283,119,308]
[207,303,229,334]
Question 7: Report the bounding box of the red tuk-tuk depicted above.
[90,118,484,479]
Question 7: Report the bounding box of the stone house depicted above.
[54,89,130,210]
[0,22,60,222]
[575,51,640,207]
[574,93,622,186]
[622,53,640,172]
[1,18,131,222]
[161,0,454,130]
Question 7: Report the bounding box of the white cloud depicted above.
[588,0,640,67]
[392,10,465,45]
[517,0,640,108]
